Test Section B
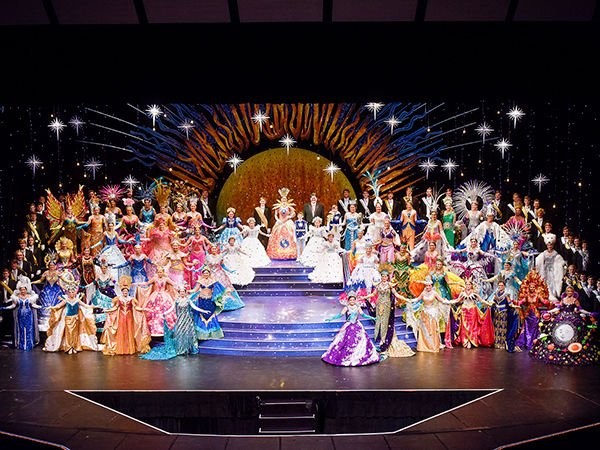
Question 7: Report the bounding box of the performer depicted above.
[348,244,381,294]
[358,190,373,226]
[399,201,417,251]
[2,276,42,351]
[189,267,226,340]
[205,243,245,311]
[241,218,271,268]
[24,211,49,250]
[363,270,415,357]
[199,189,216,228]
[464,200,484,234]
[441,198,457,247]
[348,228,370,273]
[391,243,413,298]
[90,259,116,330]
[183,225,211,285]
[128,243,152,297]
[338,188,353,215]
[420,187,437,220]
[222,236,255,286]
[489,280,520,352]
[514,270,551,351]
[367,201,389,245]
[308,232,345,284]
[171,203,189,238]
[453,279,495,349]
[490,190,506,223]
[81,206,107,257]
[298,217,327,267]
[484,261,522,301]
[294,212,309,260]
[399,276,454,353]
[383,191,401,220]
[377,217,400,264]
[535,238,566,302]
[341,201,361,251]
[303,192,325,225]
[93,221,132,282]
[101,275,151,356]
[214,207,244,249]
[266,188,297,260]
[138,198,157,235]
[163,238,189,286]
[31,259,65,332]
[140,284,202,360]
[321,291,381,367]
[253,196,272,248]
[326,204,344,241]
[43,274,99,354]
[134,265,177,337]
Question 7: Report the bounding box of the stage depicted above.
[1,334,600,449]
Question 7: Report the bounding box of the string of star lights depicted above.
[26,155,43,177]
[441,159,458,180]
[475,122,493,145]
[84,158,103,180]
[122,175,140,190]
[494,138,512,159]
[323,162,340,182]
[68,116,84,136]
[419,158,437,180]
[80,102,481,194]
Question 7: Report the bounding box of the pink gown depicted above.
[139,278,176,336]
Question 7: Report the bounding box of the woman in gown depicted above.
[349,244,381,294]
[55,236,77,273]
[135,265,177,337]
[298,217,327,267]
[94,221,133,282]
[308,232,345,284]
[483,261,522,301]
[128,243,152,297]
[398,276,454,353]
[120,205,140,256]
[342,201,361,251]
[529,286,599,365]
[143,219,175,273]
[266,188,298,260]
[489,280,520,352]
[348,228,371,273]
[205,243,245,311]
[321,292,381,366]
[186,199,204,232]
[80,205,106,257]
[183,225,211,286]
[514,269,551,351]
[90,259,116,331]
[140,284,204,360]
[138,198,156,235]
[496,240,531,282]
[377,217,400,264]
[363,270,415,357]
[399,201,417,251]
[163,239,189,286]
[326,204,344,242]
[101,275,151,356]
[32,260,65,332]
[2,276,42,351]
[391,243,413,298]
[412,211,450,261]
[222,236,256,286]
[215,207,244,250]
[78,246,96,297]
[452,279,495,349]
[171,203,189,238]
[368,202,389,247]
[189,267,227,340]
[43,277,99,354]
[241,218,271,268]
[441,198,456,247]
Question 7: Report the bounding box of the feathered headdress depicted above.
[153,179,171,207]
[453,180,494,221]
[363,170,384,207]
[99,184,127,203]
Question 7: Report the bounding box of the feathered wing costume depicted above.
[45,185,88,254]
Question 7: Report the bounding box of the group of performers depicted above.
[0,179,598,367]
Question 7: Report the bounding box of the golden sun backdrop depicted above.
[216,147,356,223]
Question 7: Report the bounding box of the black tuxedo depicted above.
[383,198,401,220]
[15,260,33,278]
[25,219,48,246]
[357,197,374,224]
[199,198,215,227]
[0,277,16,344]
[253,205,272,247]
[338,197,353,215]
[303,202,325,225]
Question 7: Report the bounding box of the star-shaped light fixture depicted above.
[494,138,512,159]
[84,158,103,180]
[279,134,297,155]
[251,110,270,132]
[531,173,550,193]
[419,158,437,180]
[441,159,458,180]
[122,175,140,190]
[507,106,525,128]
[26,155,43,176]
[145,104,162,129]
[365,102,384,120]
[475,122,493,144]
[48,118,66,141]
[178,120,194,139]
[384,115,400,135]
[323,162,340,182]
[227,154,243,174]
[68,116,84,136]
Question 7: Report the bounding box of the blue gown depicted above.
[218,217,243,248]
[13,296,40,351]
[91,278,115,328]
[343,216,360,251]
[190,280,226,340]
[38,280,64,330]
[98,234,131,281]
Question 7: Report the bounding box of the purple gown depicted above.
[321,304,380,367]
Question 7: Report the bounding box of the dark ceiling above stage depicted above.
[1,0,598,25]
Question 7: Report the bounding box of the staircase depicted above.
[257,395,320,434]
[196,261,416,356]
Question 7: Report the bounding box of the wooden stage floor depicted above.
[0,345,599,450]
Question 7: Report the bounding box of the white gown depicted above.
[349,253,382,291]
[241,226,271,267]
[298,226,328,267]
[308,241,345,283]
[222,243,256,286]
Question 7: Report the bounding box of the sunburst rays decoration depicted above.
[116,103,475,194]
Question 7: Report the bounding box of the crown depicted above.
[278,187,290,198]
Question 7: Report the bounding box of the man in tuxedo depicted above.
[420,187,436,220]
[25,211,48,249]
[8,259,26,287]
[14,250,34,279]
[302,192,325,225]
[338,188,353,215]
[17,238,35,271]
[253,196,272,247]
[357,190,373,225]
[199,189,215,228]
[26,235,44,275]
[0,267,16,346]
[491,190,507,223]
[383,191,401,220]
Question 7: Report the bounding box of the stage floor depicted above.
[1,345,599,450]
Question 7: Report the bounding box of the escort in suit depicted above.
[302,193,325,225]
[383,191,401,220]
[357,190,374,225]
[253,196,272,248]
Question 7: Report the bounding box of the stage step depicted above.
[237,280,344,290]
[236,288,342,297]
[257,396,320,434]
